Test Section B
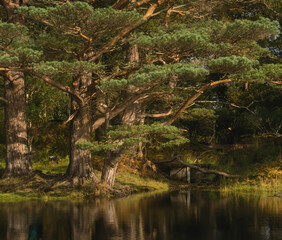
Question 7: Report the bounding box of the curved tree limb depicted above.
[165,79,232,125]
[30,71,85,106]
[90,1,167,62]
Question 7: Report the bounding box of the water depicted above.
[0,191,281,240]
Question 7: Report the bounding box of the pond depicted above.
[0,191,281,240]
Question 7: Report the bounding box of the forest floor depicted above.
[0,156,281,201]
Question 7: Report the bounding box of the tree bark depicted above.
[122,44,141,128]
[1,0,32,177]
[66,74,99,184]
[3,71,32,177]
[101,148,123,187]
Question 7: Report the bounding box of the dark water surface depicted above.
[0,191,281,240]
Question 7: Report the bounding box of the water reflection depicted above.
[0,191,281,240]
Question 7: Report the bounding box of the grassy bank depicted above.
[0,157,170,202]
[0,144,281,201]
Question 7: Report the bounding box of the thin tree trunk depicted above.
[122,45,143,158]
[101,44,139,186]
[101,148,123,187]
[66,74,98,184]
[1,0,32,177]
[3,72,32,177]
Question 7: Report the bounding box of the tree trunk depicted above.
[101,148,123,187]
[1,0,32,178]
[66,74,99,184]
[101,44,139,186]
[3,72,32,177]
[122,44,144,158]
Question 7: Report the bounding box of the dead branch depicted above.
[0,97,8,103]
[139,109,172,118]
[176,159,242,178]
[62,110,77,125]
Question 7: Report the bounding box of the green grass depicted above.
[219,178,282,196]
[0,191,85,202]
[116,169,170,192]
[33,156,69,174]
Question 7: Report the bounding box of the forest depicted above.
[0,0,281,199]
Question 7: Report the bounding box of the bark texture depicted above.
[3,71,32,177]
[101,148,123,187]
[122,44,144,158]
[66,74,98,184]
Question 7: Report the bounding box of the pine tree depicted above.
[0,0,33,177]
[0,1,279,186]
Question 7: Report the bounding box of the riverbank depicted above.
[0,157,280,201]
[0,157,170,201]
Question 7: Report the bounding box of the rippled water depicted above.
[0,191,281,240]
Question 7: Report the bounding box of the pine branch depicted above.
[92,93,146,131]
[31,71,84,106]
[89,1,166,62]
[84,69,134,97]
[165,79,232,125]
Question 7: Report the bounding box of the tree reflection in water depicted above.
[0,191,281,240]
